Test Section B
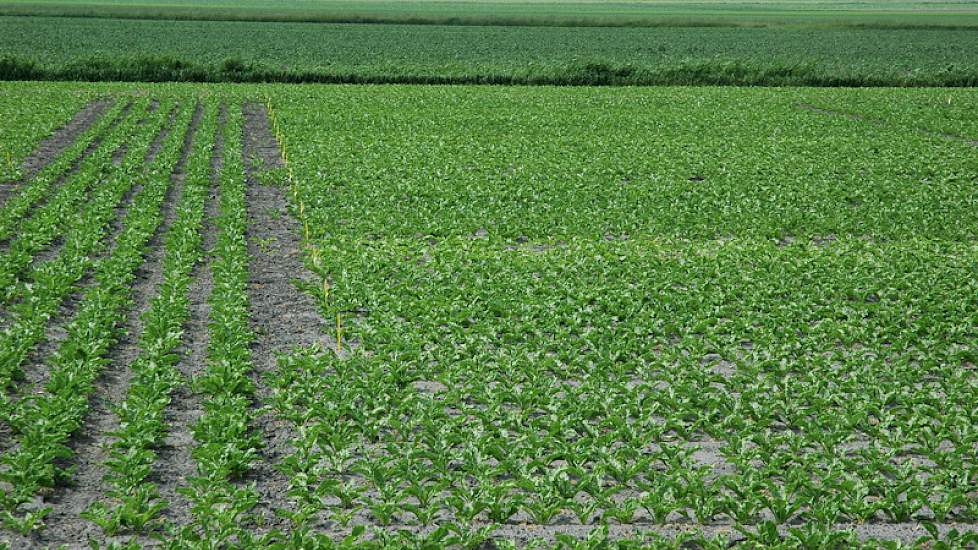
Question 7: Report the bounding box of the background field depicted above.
[2,0,978,85]
[4,0,978,27]
[1,15,978,86]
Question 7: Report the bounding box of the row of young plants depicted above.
[0,97,126,243]
[168,102,264,548]
[0,97,177,396]
[79,99,215,542]
[0,98,151,304]
[262,86,978,547]
[0,87,98,184]
[0,98,194,534]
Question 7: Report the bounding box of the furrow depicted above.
[241,101,333,533]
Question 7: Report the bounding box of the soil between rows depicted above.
[242,101,333,532]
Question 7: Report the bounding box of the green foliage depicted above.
[0,83,93,182]
[0,93,192,531]
[265,84,978,547]
[0,82,976,547]
[1,17,978,86]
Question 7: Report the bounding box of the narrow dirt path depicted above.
[241,102,334,532]
[33,102,204,548]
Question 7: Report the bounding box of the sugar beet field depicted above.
[0,83,976,549]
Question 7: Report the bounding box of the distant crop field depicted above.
[2,15,978,86]
[4,0,978,27]
[0,82,976,548]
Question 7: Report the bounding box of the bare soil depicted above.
[241,102,333,531]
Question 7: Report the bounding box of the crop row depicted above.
[0,98,193,534]
[0,98,148,303]
[169,103,264,547]
[0,97,126,244]
[0,86,95,183]
[0,97,170,396]
[79,98,213,542]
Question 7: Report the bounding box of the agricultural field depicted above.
[4,0,978,27]
[0,82,976,549]
[2,13,978,85]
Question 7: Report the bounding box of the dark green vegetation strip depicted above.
[1,16,978,86]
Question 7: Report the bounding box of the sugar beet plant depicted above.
[0,85,95,183]
[0,83,976,548]
[263,85,978,547]
[0,98,146,304]
[0,97,126,240]
[0,97,172,400]
[167,102,264,548]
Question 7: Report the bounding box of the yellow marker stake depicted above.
[336,312,343,355]
[322,278,330,305]
[304,221,310,241]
